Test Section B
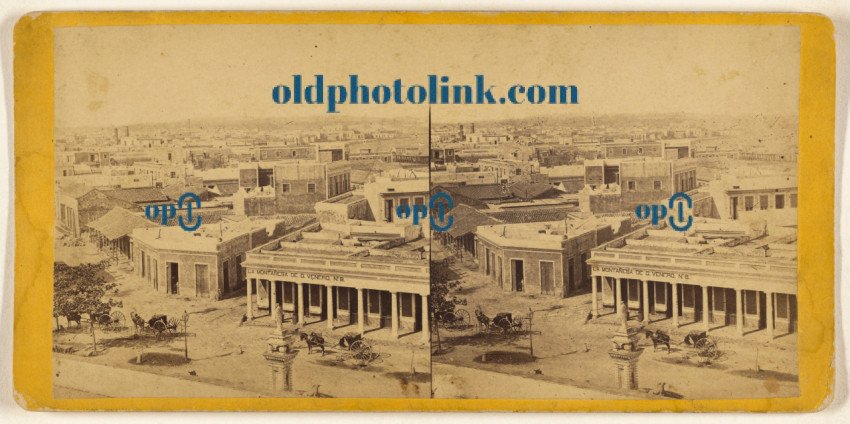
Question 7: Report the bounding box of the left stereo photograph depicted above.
[50,24,432,399]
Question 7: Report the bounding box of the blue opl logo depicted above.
[145,192,203,231]
[395,192,454,233]
[635,192,693,232]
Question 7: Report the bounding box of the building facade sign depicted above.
[592,265,690,280]
[246,268,345,283]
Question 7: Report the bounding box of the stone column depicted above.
[326,285,334,330]
[615,279,623,317]
[736,289,744,336]
[600,275,607,308]
[421,294,429,343]
[641,280,650,324]
[391,291,399,339]
[246,278,254,320]
[357,288,365,334]
[591,276,599,318]
[702,285,710,331]
[297,283,305,325]
[270,280,277,315]
[766,291,774,339]
[671,283,679,328]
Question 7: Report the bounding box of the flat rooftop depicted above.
[601,219,797,263]
[259,224,428,265]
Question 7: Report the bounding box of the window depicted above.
[628,280,639,301]
[338,288,350,311]
[170,171,176,178]
[309,285,321,307]
[653,180,662,190]
[283,283,294,303]
[414,197,425,206]
[307,183,317,193]
[655,285,666,304]
[744,290,758,315]
[682,285,694,308]
[515,168,522,176]
[368,291,381,314]
[759,195,769,210]
[400,293,413,317]
[292,151,297,157]
[790,193,798,208]
[638,148,643,154]
[775,293,789,319]
[621,148,627,155]
[713,288,726,310]
[627,181,636,191]
[744,196,754,211]
[775,194,785,209]
[281,183,291,193]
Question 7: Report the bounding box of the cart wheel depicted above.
[356,345,373,361]
[350,340,364,352]
[153,320,167,337]
[704,338,718,358]
[168,318,179,334]
[495,317,511,333]
[455,309,471,328]
[110,311,125,329]
[98,313,112,326]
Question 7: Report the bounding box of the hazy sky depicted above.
[54,24,800,128]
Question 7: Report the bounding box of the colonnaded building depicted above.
[241,170,431,343]
[587,219,797,339]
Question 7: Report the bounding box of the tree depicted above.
[429,259,466,353]
[54,261,122,353]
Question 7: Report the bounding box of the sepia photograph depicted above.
[51,25,432,399]
[48,22,800,401]
[427,25,800,400]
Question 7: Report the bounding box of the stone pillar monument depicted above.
[263,327,297,392]
[608,301,644,390]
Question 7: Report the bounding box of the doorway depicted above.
[511,259,524,292]
[167,262,179,294]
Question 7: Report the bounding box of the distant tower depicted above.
[123,126,130,137]
[471,123,475,134]
[459,124,465,140]
[113,127,120,144]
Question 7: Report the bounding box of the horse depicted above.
[644,329,671,352]
[66,312,82,328]
[338,332,362,349]
[130,311,146,333]
[474,309,491,332]
[299,332,326,355]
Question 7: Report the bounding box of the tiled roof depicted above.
[100,187,169,204]
[87,207,158,240]
[485,206,579,224]
[447,204,501,237]
[508,182,555,200]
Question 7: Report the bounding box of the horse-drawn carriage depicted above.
[95,310,126,331]
[643,329,720,361]
[475,309,526,334]
[684,330,719,360]
[131,312,179,339]
[339,332,375,362]
[435,308,471,330]
[299,331,378,362]
[62,310,125,331]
